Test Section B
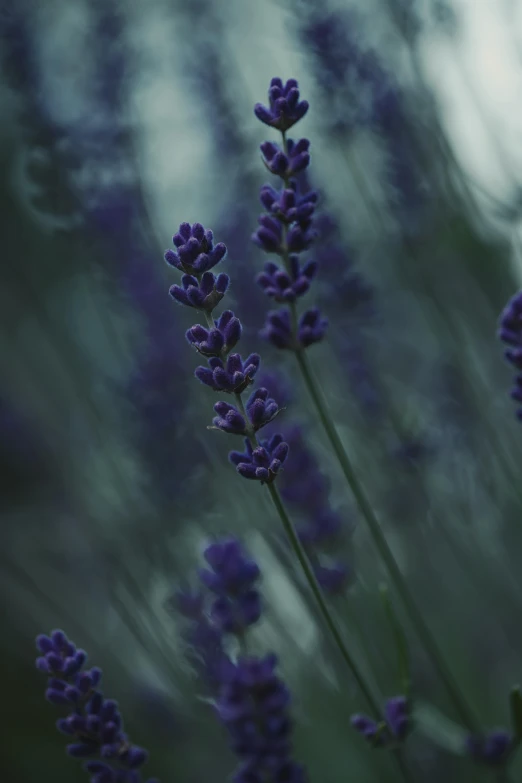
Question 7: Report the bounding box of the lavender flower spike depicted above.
[216,654,306,783]
[165,220,289,482]
[35,630,158,783]
[254,77,309,131]
[165,221,226,275]
[200,538,262,634]
[351,695,411,748]
[253,78,328,353]
[498,290,522,420]
[211,387,282,435]
[169,271,230,311]
[195,352,260,393]
[229,434,289,484]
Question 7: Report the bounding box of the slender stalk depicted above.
[231,393,381,715]
[267,478,381,715]
[276,121,478,733]
[203,289,387,714]
[294,344,480,734]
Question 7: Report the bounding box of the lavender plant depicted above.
[171,538,307,783]
[35,629,158,783]
[162,218,423,780]
[19,12,522,777]
[251,76,522,777]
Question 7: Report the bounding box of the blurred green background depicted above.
[2,0,522,781]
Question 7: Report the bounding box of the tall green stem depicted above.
[231,393,381,716]
[294,345,480,734]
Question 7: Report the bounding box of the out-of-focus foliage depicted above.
[1,0,522,781]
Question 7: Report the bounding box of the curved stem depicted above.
[265,480,381,716]
[294,345,480,735]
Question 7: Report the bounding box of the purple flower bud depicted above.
[229,434,289,484]
[297,308,328,348]
[466,729,513,766]
[261,309,295,350]
[351,695,410,748]
[256,257,317,303]
[35,630,156,780]
[187,310,242,357]
[165,221,226,275]
[351,714,387,746]
[169,271,230,312]
[254,78,309,132]
[212,401,247,435]
[195,353,260,394]
[384,696,410,740]
[245,387,282,431]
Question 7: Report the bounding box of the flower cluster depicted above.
[254,77,309,132]
[170,538,262,687]
[35,630,158,783]
[165,221,289,482]
[253,78,328,352]
[351,696,411,748]
[211,388,281,435]
[170,538,306,782]
[216,654,306,783]
[465,730,514,767]
[498,290,522,420]
[199,539,262,634]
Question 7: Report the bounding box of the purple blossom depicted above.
[253,79,328,354]
[165,221,289,481]
[298,308,328,347]
[216,654,306,783]
[252,214,317,256]
[261,308,327,350]
[260,139,311,178]
[254,78,309,132]
[165,222,227,275]
[256,258,317,303]
[186,311,242,356]
[351,696,411,748]
[195,352,261,394]
[35,630,158,783]
[212,388,282,435]
[260,184,318,224]
[200,539,262,634]
[169,271,230,311]
[498,290,522,419]
[229,434,289,484]
[465,730,514,766]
